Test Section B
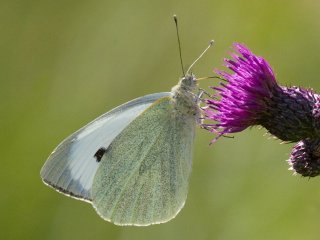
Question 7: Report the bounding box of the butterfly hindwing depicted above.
[92,96,196,226]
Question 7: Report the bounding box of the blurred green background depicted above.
[2,0,320,239]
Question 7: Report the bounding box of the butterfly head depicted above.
[180,74,197,91]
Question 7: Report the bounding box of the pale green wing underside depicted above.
[92,97,196,226]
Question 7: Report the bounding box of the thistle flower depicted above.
[288,139,320,177]
[204,43,320,142]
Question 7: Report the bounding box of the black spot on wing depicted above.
[94,147,108,162]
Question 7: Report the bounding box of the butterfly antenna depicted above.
[173,15,185,77]
[186,40,214,75]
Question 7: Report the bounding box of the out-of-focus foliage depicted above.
[1,0,320,239]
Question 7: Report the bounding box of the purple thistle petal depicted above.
[203,43,320,142]
[205,43,276,135]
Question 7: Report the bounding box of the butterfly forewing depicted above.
[92,96,196,226]
[40,92,171,201]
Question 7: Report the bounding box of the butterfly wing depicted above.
[40,92,171,201]
[92,96,196,226]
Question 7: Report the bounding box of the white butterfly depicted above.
[41,36,213,226]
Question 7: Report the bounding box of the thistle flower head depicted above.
[289,139,320,177]
[204,43,320,142]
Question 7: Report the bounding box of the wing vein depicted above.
[108,126,164,219]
